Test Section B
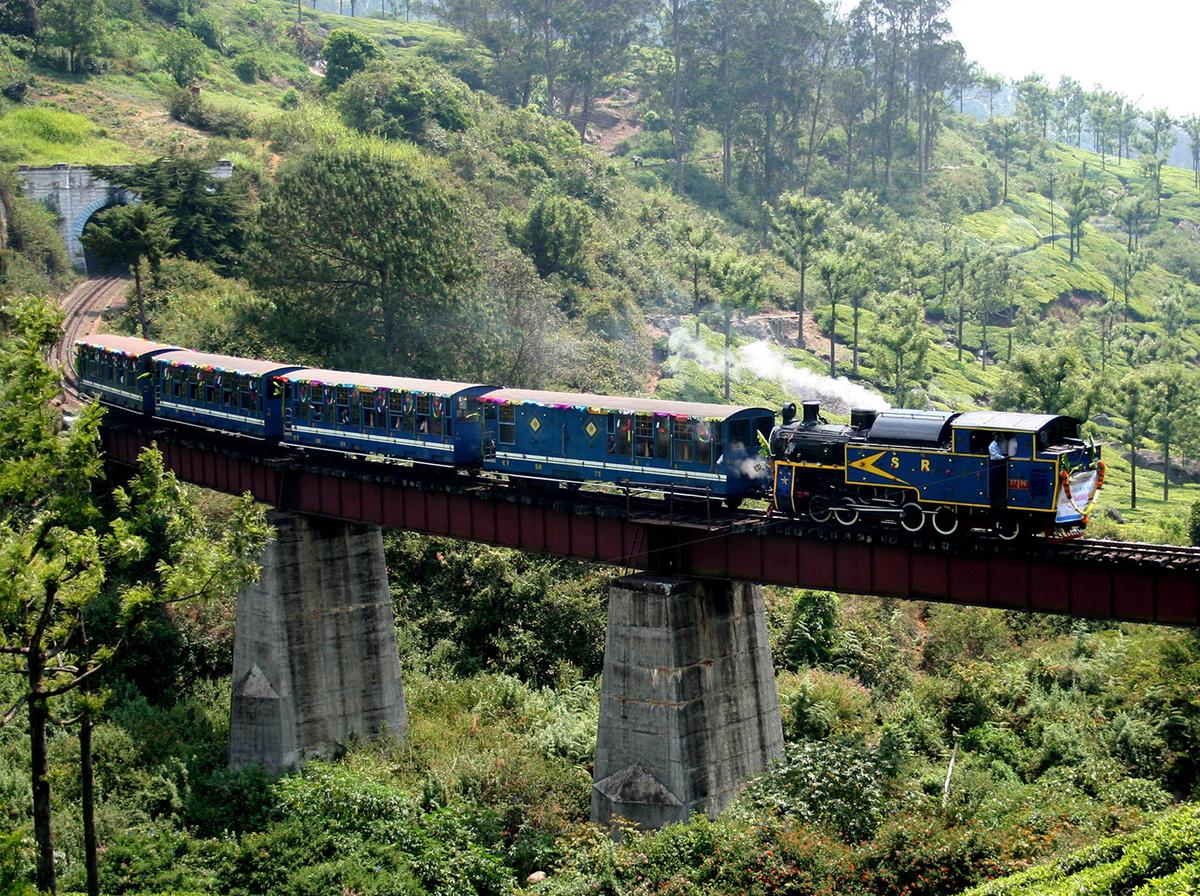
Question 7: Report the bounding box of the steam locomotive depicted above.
[768,400,1104,540]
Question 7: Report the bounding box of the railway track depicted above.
[1064,538,1200,569]
[53,275,127,403]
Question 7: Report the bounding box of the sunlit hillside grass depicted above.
[0,105,136,164]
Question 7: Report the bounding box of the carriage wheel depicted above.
[833,506,860,527]
[931,505,959,536]
[899,502,926,533]
[808,495,833,523]
[997,518,1021,541]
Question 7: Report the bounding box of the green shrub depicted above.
[186,11,227,53]
[214,763,512,896]
[512,193,594,281]
[169,89,254,138]
[959,804,1200,896]
[0,828,34,896]
[232,52,267,84]
[776,589,839,669]
[158,29,208,87]
[337,60,472,142]
[145,0,190,23]
[861,816,1004,896]
[777,667,872,742]
[320,29,380,92]
[1188,500,1200,546]
[748,741,888,841]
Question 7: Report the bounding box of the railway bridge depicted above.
[100,415,1200,831]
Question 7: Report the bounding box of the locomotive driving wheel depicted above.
[931,505,959,536]
[899,502,925,533]
[833,505,859,527]
[808,494,833,523]
[996,518,1021,541]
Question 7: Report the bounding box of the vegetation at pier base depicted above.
[9,0,1200,891]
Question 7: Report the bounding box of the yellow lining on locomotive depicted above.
[838,444,1061,513]
[775,460,844,471]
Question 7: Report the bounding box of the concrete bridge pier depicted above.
[229,511,407,773]
[591,575,784,831]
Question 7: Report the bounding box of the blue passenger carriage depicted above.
[153,349,300,438]
[277,369,493,466]
[76,335,179,414]
[478,389,775,502]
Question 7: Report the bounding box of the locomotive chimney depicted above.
[802,401,820,425]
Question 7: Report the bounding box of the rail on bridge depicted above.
[98,415,1200,831]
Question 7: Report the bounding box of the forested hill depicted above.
[4,2,1200,894]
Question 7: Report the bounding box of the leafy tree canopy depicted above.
[320,28,380,91]
[249,143,478,375]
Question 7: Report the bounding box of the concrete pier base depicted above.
[591,575,784,831]
[229,512,407,772]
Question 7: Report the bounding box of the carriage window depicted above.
[415,394,431,434]
[696,419,710,462]
[221,381,234,407]
[203,379,216,404]
[635,416,654,457]
[655,418,670,459]
[498,404,516,444]
[457,398,479,421]
[364,390,385,429]
[608,414,632,456]
[728,421,750,450]
[171,371,182,398]
[674,419,694,463]
[187,377,198,401]
[333,387,349,425]
[429,397,444,438]
[293,386,309,422]
[390,391,410,432]
[241,379,257,411]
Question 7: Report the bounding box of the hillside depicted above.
[5,2,1200,895]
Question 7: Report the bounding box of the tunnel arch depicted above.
[74,192,135,275]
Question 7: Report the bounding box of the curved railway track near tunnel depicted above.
[53,275,127,405]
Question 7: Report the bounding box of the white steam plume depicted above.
[667,327,891,414]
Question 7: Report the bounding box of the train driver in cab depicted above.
[988,432,1007,511]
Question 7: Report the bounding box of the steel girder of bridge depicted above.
[100,422,1200,627]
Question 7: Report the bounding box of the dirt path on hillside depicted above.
[586,91,642,155]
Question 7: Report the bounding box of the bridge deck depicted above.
[99,417,1200,627]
